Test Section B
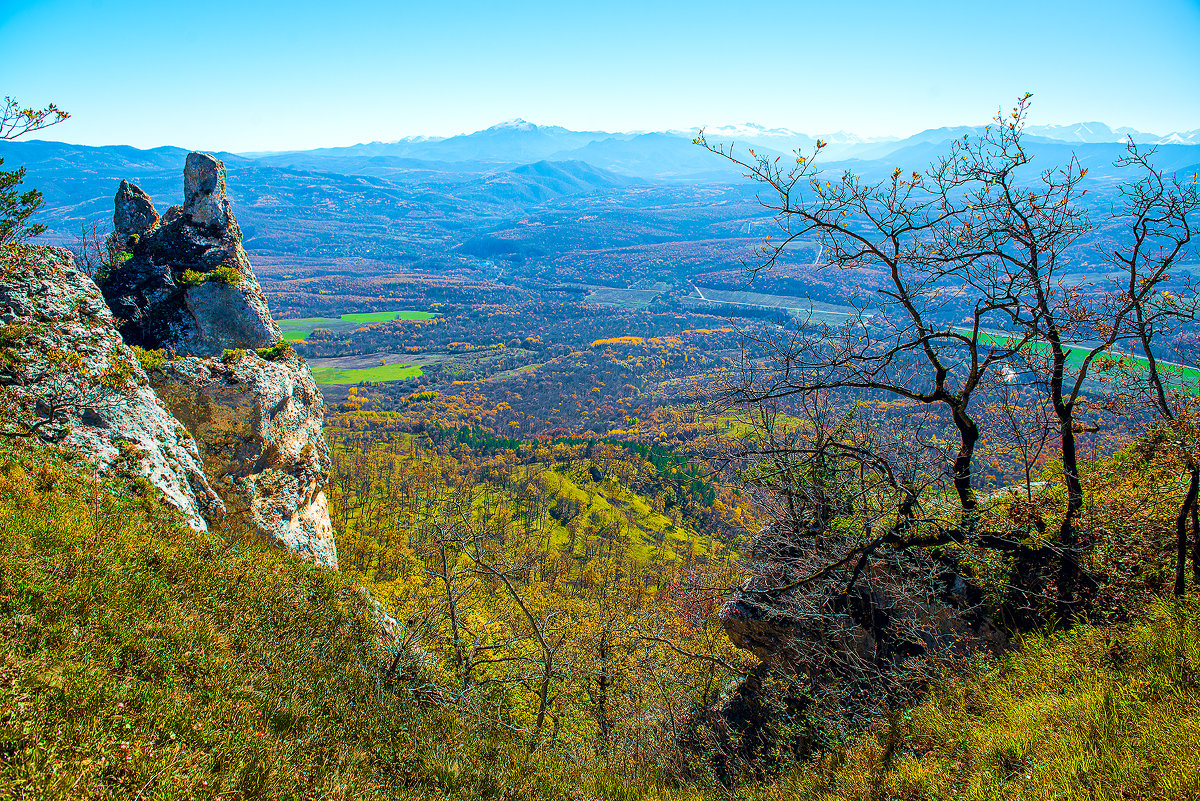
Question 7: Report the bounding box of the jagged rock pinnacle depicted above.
[183,152,230,228]
[94,154,335,568]
[113,180,159,242]
[97,153,281,356]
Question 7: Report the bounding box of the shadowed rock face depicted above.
[99,153,280,357]
[0,246,224,531]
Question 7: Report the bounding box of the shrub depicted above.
[209,264,242,285]
[130,345,167,372]
[221,348,246,362]
[180,264,242,288]
[179,268,205,286]
[255,340,293,361]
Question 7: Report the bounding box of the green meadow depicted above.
[277,309,438,340]
[309,362,424,385]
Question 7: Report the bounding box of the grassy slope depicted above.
[5,434,1199,800]
[750,599,1200,801]
[0,442,680,801]
[541,466,714,563]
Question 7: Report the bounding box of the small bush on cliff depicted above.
[0,160,46,247]
[181,264,241,287]
[0,97,69,247]
[255,340,293,361]
[130,345,167,372]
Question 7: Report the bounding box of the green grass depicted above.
[5,431,1199,800]
[0,442,431,799]
[310,362,424,385]
[277,310,439,340]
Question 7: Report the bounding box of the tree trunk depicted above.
[1175,463,1199,597]
[1056,408,1085,621]
[951,404,979,536]
[1192,490,1200,586]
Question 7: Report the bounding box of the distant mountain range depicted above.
[237,118,1200,182]
[3,118,1197,291]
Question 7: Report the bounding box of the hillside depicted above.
[5,105,1200,801]
[749,599,1200,800]
[0,438,687,800]
[4,431,1200,799]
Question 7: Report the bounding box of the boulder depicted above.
[0,246,223,531]
[148,347,337,568]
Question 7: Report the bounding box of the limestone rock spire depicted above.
[183,151,231,228]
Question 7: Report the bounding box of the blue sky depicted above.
[3,0,1198,152]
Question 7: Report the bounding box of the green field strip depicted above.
[276,309,439,339]
[967,329,1200,385]
[310,363,424,385]
[340,310,439,323]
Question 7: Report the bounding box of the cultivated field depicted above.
[276,309,439,340]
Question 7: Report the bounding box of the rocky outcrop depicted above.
[719,529,1000,680]
[98,154,337,568]
[0,246,223,531]
[113,180,159,239]
[150,347,337,567]
[100,152,280,357]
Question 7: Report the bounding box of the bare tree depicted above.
[1098,140,1200,595]
[701,94,1197,622]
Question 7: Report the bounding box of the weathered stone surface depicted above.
[95,154,336,569]
[149,347,337,568]
[113,180,159,243]
[97,153,281,357]
[183,152,230,229]
[0,246,224,531]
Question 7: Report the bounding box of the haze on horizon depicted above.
[3,0,1198,153]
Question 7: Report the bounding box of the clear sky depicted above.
[3,0,1199,152]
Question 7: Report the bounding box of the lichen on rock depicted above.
[0,245,224,531]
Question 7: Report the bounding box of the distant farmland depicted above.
[309,363,424,385]
[277,310,439,340]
